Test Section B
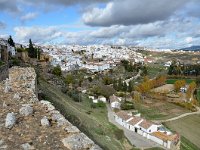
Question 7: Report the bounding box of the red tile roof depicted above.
[151,132,178,141]
[139,119,154,129]
[116,111,132,121]
[128,117,142,126]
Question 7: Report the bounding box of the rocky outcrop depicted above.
[0,67,101,150]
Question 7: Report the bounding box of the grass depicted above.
[38,78,132,150]
[197,89,200,103]
[0,60,5,66]
[180,136,200,150]
[147,65,167,78]
[134,99,190,120]
[166,79,195,84]
[144,148,165,150]
[165,114,200,148]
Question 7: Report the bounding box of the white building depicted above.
[109,95,121,109]
[114,111,180,149]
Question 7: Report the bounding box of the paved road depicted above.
[106,105,162,149]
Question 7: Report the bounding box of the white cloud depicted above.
[185,37,193,43]
[0,21,6,29]
[83,0,189,26]
[20,12,38,22]
[14,26,62,43]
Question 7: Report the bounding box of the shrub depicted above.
[12,58,20,66]
[91,103,97,109]
[121,101,135,110]
[52,65,62,76]
[96,101,106,108]
[114,129,124,140]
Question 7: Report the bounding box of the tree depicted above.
[186,81,196,100]
[52,65,62,76]
[65,74,75,85]
[8,35,15,47]
[174,80,186,92]
[128,80,134,92]
[28,39,35,58]
[196,77,200,87]
[103,76,113,85]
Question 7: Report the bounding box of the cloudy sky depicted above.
[0,0,200,48]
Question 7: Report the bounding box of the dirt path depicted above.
[125,69,141,85]
[155,107,200,123]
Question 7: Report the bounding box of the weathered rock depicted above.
[62,133,94,150]
[41,116,50,127]
[21,143,35,150]
[40,100,55,111]
[4,78,11,93]
[13,92,21,100]
[51,112,71,127]
[90,145,102,150]
[5,112,16,129]
[19,105,33,116]
[0,139,8,149]
[64,126,80,134]
[2,101,7,108]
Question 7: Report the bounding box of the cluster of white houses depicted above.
[40,44,145,72]
[114,111,180,149]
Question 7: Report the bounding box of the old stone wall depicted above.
[0,64,8,81]
[0,66,101,150]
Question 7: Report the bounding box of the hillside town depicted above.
[1,35,200,150]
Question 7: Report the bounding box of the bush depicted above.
[91,103,97,109]
[96,101,106,108]
[52,65,62,76]
[68,90,82,102]
[12,57,20,66]
[114,129,124,140]
[0,60,4,66]
[121,101,135,110]
[91,101,106,109]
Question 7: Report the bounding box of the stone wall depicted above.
[0,64,8,81]
[0,66,101,150]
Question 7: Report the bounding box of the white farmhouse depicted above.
[98,96,107,103]
[109,95,121,109]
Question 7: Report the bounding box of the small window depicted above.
[149,130,151,132]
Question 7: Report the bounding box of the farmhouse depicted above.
[150,132,180,149]
[109,95,121,109]
[114,111,180,149]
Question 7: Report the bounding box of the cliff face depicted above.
[0,67,101,150]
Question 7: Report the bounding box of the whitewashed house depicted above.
[149,131,180,149]
[98,96,107,103]
[137,120,161,138]
[109,95,121,109]
[114,110,180,149]
[114,111,133,127]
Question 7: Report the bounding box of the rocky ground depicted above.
[0,67,101,150]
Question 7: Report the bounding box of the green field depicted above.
[134,99,190,121]
[166,79,195,84]
[197,89,200,103]
[165,114,200,149]
[180,136,200,150]
[38,78,133,150]
[147,65,167,78]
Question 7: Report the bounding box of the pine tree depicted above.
[8,35,15,47]
[28,39,35,58]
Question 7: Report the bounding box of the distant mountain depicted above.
[180,46,200,51]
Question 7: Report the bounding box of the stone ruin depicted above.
[0,66,101,150]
